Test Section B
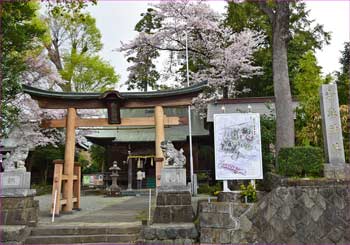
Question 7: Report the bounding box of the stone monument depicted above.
[320,83,350,179]
[0,146,38,226]
[153,140,193,223]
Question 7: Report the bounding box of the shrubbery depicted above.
[277,146,324,177]
[197,182,221,195]
[260,114,276,173]
[240,183,257,202]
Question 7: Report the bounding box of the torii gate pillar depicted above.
[154,106,165,187]
[62,107,76,212]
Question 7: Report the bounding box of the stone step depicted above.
[31,225,141,236]
[121,189,155,196]
[24,234,138,244]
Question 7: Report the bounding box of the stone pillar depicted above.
[154,106,165,187]
[320,84,350,179]
[62,107,76,212]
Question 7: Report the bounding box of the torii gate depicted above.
[23,82,206,214]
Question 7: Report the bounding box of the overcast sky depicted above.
[87,1,350,89]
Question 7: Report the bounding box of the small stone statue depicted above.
[2,153,16,172]
[160,140,186,168]
[1,147,29,172]
[16,160,27,171]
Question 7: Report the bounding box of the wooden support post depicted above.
[62,107,76,212]
[154,106,165,187]
[51,161,63,216]
[73,163,81,210]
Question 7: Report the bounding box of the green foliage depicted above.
[30,145,65,184]
[294,51,324,101]
[90,144,106,172]
[44,0,97,22]
[197,182,221,196]
[44,7,119,92]
[61,53,119,92]
[225,1,331,97]
[1,1,47,136]
[126,8,161,92]
[31,184,52,196]
[340,105,349,162]
[135,8,162,34]
[240,183,257,203]
[294,51,327,147]
[197,172,209,181]
[260,113,276,172]
[125,47,160,92]
[277,147,324,177]
[336,42,350,105]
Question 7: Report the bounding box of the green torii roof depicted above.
[22,82,207,100]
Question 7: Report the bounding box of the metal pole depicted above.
[221,106,230,192]
[247,105,256,190]
[185,31,194,195]
[52,189,57,223]
[148,189,152,225]
[127,145,132,191]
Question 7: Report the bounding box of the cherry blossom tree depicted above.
[3,52,98,161]
[120,0,264,102]
[3,53,66,152]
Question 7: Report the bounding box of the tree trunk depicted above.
[223,86,229,99]
[272,2,295,153]
[45,40,63,71]
[143,81,148,92]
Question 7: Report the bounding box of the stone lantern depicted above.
[108,161,121,196]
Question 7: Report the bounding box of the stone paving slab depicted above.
[35,194,149,225]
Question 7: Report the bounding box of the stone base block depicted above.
[156,191,191,206]
[141,223,198,244]
[153,205,194,223]
[160,168,186,187]
[217,191,241,203]
[0,171,31,190]
[324,163,350,179]
[0,188,36,197]
[0,196,39,226]
[200,227,236,244]
[0,225,30,243]
[153,191,194,223]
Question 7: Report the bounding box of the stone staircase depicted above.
[24,223,141,244]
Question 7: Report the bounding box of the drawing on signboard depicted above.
[214,113,263,180]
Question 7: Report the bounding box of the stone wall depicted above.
[141,223,198,244]
[0,196,39,226]
[199,180,350,244]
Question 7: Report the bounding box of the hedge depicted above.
[277,147,324,177]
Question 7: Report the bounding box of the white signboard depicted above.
[214,113,263,180]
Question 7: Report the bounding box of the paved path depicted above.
[35,193,213,226]
[36,194,151,225]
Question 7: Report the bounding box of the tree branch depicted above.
[257,0,275,22]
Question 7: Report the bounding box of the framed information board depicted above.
[214,113,263,180]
